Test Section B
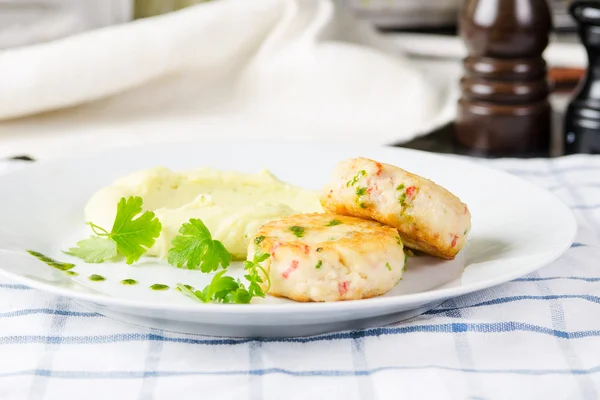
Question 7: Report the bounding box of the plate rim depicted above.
[0,141,578,315]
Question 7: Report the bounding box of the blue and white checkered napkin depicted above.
[1,155,599,400]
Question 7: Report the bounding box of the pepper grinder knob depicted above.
[564,1,600,155]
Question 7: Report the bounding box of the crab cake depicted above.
[248,213,406,302]
[320,157,471,260]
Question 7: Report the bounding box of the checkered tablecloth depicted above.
[1,155,599,400]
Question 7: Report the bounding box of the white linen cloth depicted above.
[0,154,599,400]
[0,0,454,147]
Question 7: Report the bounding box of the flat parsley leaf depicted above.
[175,251,271,305]
[176,272,252,305]
[67,196,161,265]
[206,272,240,301]
[107,197,162,264]
[64,237,118,263]
[168,218,232,272]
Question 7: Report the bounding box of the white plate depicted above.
[0,141,576,337]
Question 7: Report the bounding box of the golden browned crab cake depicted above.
[248,213,406,302]
[320,157,471,259]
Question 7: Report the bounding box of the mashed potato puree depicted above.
[84,167,322,260]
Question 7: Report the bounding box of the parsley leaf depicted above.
[231,287,253,304]
[168,218,231,272]
[68,196,161,265]
[175,251,271,305]
[208,272,242,301]
[104,197,162,264]
[176,272,252,304]
[64,237,118,263]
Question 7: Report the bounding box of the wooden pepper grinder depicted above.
[455,0,553,157]
[564,1,600,155]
